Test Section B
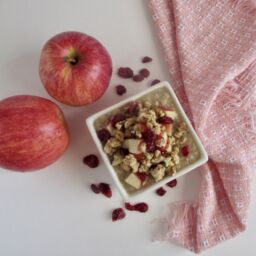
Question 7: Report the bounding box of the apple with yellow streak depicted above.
[39,31,112,106]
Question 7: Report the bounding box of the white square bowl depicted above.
[86,81,208,200]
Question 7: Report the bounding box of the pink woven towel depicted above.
[149,0,256,253]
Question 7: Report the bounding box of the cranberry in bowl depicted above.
[86,82,208,199]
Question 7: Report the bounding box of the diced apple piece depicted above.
[164,123,173,136]
[122,139,143,154]
[165,110,177,120]
[157,132,168,148]
[125,173,141,189]
[157,106,177,119]
[161,132,168,142]
[138,122,147,132]
[105,122,112,132]
[159,106,172,111]
[112,154,123,166]
[165,138,173,152]
[122,139,129,149]
[128,139,142,154]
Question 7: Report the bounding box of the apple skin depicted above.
[0,95,69,172]
[39,31,112,106]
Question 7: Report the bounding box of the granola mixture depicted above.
[94,87,200,194]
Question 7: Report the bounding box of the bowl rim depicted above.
[86,81,208,199]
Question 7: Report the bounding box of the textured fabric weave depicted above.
[149,0,256,253]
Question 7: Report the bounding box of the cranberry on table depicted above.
[125,202,149,212]
[83,154,99,168]
[90,184,100,194]
[125,202,135,211]
[115,85,127,96]
[117,67,134,78]
[133,74,144,82]
[151,79,161,86]
[139,68,150,78]
[112,208,126,221]
[134,202,149,213]
[98,182,112,198]
[142,56,153,63]
[166,179,177,188]
[156,187,166,196]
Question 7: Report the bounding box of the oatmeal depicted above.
[94,87,200,194]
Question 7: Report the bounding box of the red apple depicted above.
[39,31,112,106]
[0,95,69,172]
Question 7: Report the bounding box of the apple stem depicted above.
[65,56,79,65]
[69,58,77,64]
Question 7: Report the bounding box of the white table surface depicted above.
[0,0,255,255]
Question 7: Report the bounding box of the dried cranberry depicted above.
[90,184,100,194]
[127,101,140,116]
[166,179,177,188]
[146,142,156,153]
[156,187,166,196]
[112,208,126,221]
[133,74,144,82]
[142,129,157,152]
[136,172,147,183]
[142,56,153,63]
[158,147,167,154]
[115,85,127,96]
[139,68,150,78]
[157,116,173,124]
[139,122,147,132]
[98,183,112,198]
[97,129,111,144]
[142,129,155,142]
[134,153,144,163]
[119,148,129,156]
[147,142,156,153]
[151,79,161,86]
[181,145,190,157]
[125,202,135,211]
[111,114,125,127]
[117,67,134,78]
[134,202,149,213]
[83,155,99,168]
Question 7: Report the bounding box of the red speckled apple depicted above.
[0,95,69,172]
[39,31,112,106]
